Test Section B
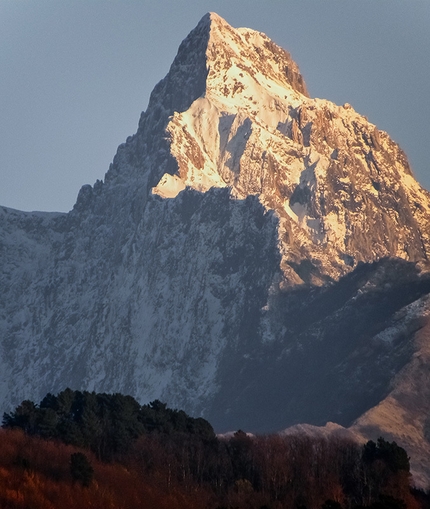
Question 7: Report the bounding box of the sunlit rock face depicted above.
[151,13,430,287]
[1,11,430,484]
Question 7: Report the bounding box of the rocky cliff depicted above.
[1,12,430,484]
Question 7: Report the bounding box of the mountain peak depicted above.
[149,14,430,285]
[142,12,308,122]
[197,11,229,28]
[195,12,245,34]
[201,12,309,98]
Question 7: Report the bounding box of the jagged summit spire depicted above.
[194,12,233,32]
[196,11,227,27]
[129,11,310,191]
[196,12,309,98]
[143,12,308,120]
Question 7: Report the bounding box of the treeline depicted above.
[1,389,427,509]
[3,388,213,461]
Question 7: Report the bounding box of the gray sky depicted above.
[1,0,429,212]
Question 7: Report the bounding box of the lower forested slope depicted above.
[1,390,426,509]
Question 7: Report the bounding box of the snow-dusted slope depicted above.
[1,11,430,484]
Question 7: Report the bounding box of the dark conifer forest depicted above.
[0,390,427,509]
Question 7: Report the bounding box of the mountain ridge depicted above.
[1,12,430,485]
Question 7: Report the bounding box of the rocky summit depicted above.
[1,13,430,485]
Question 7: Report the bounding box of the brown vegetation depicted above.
[0,429,209,509]
[1,391,426,509]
